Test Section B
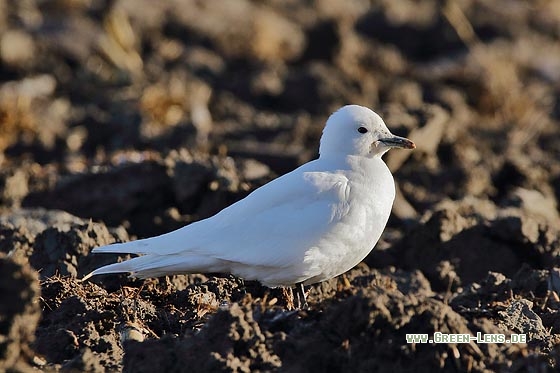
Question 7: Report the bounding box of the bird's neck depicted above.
[319,154,385,174]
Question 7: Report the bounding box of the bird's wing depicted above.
[197,170,351,267]
[187,167,350,267]
[94,162,351,268]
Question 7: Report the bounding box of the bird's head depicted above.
[319,105,415,158]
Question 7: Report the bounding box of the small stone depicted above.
[0,30,36,67]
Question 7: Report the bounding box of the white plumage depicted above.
[84,105,415,290]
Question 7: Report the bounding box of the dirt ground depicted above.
[1,0,560,371]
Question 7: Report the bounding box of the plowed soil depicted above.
[1,1,560,372]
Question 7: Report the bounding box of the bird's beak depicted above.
[377,135,415,149]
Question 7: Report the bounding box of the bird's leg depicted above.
[282,287,295,310]
[294,282,308,309]
[239,277,246,295]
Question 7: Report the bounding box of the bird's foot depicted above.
[281,283,309,310]
[282,287,296,310]
[294,282,309,310]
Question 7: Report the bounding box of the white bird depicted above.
[84,105,415,307]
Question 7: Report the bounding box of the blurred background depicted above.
[1,1,560,370]
[1,0,558,238]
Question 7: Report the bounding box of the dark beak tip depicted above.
[378,136,415,149]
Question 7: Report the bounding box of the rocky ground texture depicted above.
[1,0,560,371]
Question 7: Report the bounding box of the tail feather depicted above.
[92,240,156,255]
[84,225,222,281]
[82,258,142,281]
[92,226,197,255]
[82,253,228,281]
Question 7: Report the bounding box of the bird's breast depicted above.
[303,160,396,284]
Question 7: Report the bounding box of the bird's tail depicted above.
[82,249,227,282]
[91,236,167,255]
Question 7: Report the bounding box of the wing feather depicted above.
[93,160,351,271]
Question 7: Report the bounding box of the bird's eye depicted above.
[357,127,368,134]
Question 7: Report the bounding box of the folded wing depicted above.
[87,161,351,279]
